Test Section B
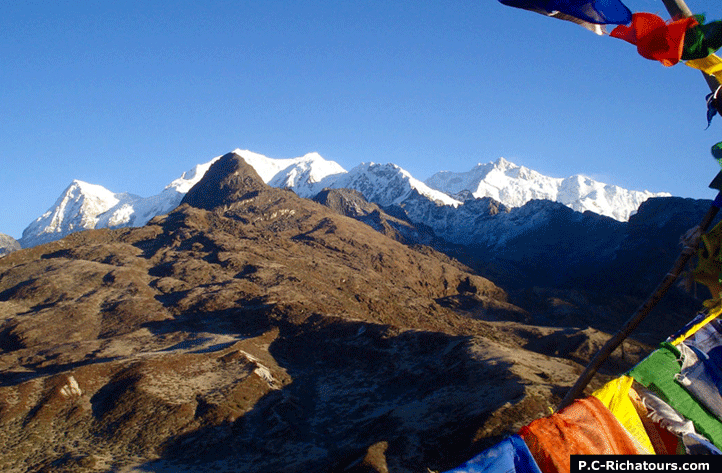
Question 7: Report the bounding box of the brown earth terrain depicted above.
[0,154,653,472]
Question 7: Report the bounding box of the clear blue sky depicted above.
[2,0,722,239]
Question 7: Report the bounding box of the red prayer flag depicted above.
[611,13,698,67]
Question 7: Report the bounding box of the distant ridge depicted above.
[17,149,669,248]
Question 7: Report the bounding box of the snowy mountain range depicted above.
[426,158,662,222]
[16,149,669,249]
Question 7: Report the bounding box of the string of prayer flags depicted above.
[498,1,722,70]
[443,301,722,473]
[683,16,722,61]
[611,13,699,67]
[498,1,632,35]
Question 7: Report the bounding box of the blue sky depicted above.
[2,0,722,239]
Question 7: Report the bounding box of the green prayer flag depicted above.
[683,15,722,61]
[712,142,722,166]
[629,343,722,449]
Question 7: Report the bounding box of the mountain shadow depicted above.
[136,318,526,473]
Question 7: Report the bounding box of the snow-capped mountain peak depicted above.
[263,151,347,196]
[230,149,346,191]
[166,159,221,194]
[425,158,669,221]
[328,162,460,208]
[20,180,135,247]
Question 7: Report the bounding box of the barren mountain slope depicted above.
[0,153,649,473]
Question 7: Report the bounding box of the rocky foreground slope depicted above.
[1,154,654,472]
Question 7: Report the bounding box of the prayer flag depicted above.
[592,376,656,454]
[683,16,722,61]
[629,343,722,449]
[611,13,698,66]
[519,396,646,473]
[708,92,720,129]
[442,435,542,473]
[686,54,722,84]
[713,142,722,163]
[498,1,632,25]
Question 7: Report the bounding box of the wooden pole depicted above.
[661,0,693,18]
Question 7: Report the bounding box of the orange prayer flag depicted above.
[519,396,646,473]
[611,13,698,67]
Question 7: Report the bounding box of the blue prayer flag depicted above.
[442,435,542,473]
[499,0,632,25]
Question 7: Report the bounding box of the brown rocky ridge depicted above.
[0,152,652,472]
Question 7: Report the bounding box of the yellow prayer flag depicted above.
[686,54,722,83]
[593,376,656,454]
